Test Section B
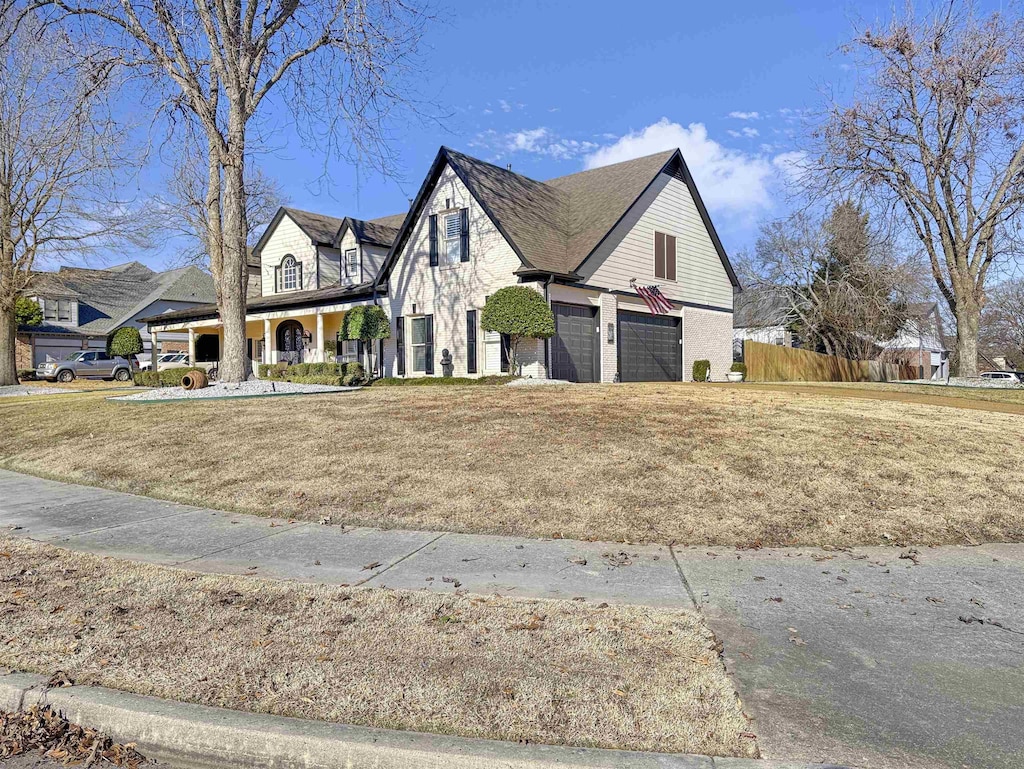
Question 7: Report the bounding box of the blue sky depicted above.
[111,1,980,270]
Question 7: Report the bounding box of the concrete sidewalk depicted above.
[2,468,1023,769]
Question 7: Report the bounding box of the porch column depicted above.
[316,313,325,363]
[263,319,272,366]
[188,328,196,363]
[150,330,158,370]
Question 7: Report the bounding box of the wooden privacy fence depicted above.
[743,340,918,382]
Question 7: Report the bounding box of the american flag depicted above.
[631,280,673,315]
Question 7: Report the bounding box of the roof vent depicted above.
[506,163,512,171]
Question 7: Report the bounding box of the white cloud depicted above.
[499,99,512,113]
[583,118,782,217]
[482,108,493,115]
[728,111,760,120]
[474,127,598,161]
[727,130,741,138]
[742,127,759,138]
[772,150,807,184]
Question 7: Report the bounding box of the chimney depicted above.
[506,163,512,171]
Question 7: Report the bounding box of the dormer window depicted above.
[345,248,358,279]
[275,254,302,292]
[42,298,73,323]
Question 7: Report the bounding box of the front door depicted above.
[276,320,304,364]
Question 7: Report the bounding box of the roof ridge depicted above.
[544,149,676,185]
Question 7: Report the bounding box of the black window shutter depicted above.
[425,314,434,375]
[429,215,438,266]
[500,333,509,373]
[396,316,405,376]
[378,338,384,378]
[466,310,477,374]
[460,208,470,262]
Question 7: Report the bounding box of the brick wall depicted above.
[598,293,618,382]
[684,307,733,381]
[15,335,32,371]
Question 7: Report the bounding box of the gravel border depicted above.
[109,380,358,402]
[0,385,77,397]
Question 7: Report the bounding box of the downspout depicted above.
[544,274,553,378]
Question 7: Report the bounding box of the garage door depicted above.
[618,310,681,382]
[550,303,598,382]
[33,339,83,367]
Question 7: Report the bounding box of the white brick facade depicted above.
[684,306,733,381]
[598,293,618,382]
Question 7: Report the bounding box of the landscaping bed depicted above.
[1,383,1022,546]
[0,536,754,757]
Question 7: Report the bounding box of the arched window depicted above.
[281,255,298,290]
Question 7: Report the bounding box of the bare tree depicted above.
[812,3,1024,375]
[742,201,913,359]
[0,10,142,385]
[160,127,286,269]
[980,276,1024,367]
[44,0,429,381]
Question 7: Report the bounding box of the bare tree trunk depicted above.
[218,150,250,382]
[0,302,17,386]
[954,301,981,377]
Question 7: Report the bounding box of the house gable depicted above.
[575,163,735,310]
[258,211,319,295]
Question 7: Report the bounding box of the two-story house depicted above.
[142,146,739,381]
[17,262,215,369]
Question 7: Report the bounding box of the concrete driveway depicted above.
[677,544,1024,769]
[1,469,1022,767]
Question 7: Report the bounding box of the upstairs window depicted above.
[429,209,469,266]
[345,248,358,278]
[275,254,301,292]
[654,231,677,281]
[282,256,297,290]
[41,298,73,323]
[57,299,72,322]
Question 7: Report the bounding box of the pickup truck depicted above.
[36,351,133,383]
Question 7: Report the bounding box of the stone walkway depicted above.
[2,467,1023,769]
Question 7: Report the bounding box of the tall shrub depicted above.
[107,327,144,372]
[481,286,555,376]
[340,305,390,377]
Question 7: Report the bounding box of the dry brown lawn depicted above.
[744,380,1024,408]
[1,383,1022,547]
[0,535,754,757]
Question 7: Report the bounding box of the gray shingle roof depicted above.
[28,264,216,336]
[347,213,406,248]
[140,281,380,326]
[284,207,346,245]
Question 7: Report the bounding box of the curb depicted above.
[0,674,848,769]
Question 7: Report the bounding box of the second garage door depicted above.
[551,303,598,382]
[618,310,681,382]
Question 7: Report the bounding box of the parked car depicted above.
[980,371,1022,384]
[36,350,133,383]
[138,352,185,372]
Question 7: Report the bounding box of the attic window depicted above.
[282,256,297,290]
[443,213,462,264]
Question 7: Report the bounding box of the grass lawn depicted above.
[0,535,754,757]
[0,383,1022,547]
[745,380,1024,408]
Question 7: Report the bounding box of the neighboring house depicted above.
[16,262,216,369]
[246,249,262,298]
[879,302,950,380]
[142,146,739,382]
[732,288,798,357]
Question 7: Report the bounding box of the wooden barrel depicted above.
[181,369,209,390]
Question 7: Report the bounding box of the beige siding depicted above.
[337,230,362,286]
[318,246,341,286]
[578,173,734,310]
[386,162,543,378]
[363,244,389,283]
[259,214,317,295]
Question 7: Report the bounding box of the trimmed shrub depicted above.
[107,327,144,361]
[284,375,344,386]
[135,367,200,387]
[692,360,711,382]
[730,362,747,377]
[133,371,159,387]
[372,375,515,387]
[481,287,555,375]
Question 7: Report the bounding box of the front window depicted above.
[43,299,56,321]
[345,248,358,278]
[443,212,462,265]
[282,256,297,290]
[57,299,72,322]
[411,317,427,372]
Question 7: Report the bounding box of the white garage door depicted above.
[33,339,84,367]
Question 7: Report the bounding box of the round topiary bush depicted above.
[481,286,555,375]
[692,359,711,382]
[107,327,144,367]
